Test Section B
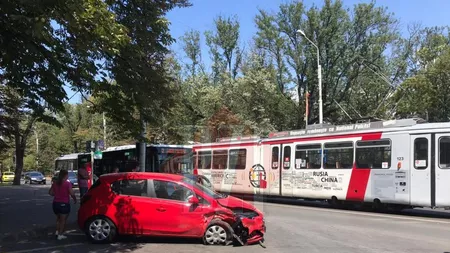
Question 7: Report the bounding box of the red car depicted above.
[78,172,265,245]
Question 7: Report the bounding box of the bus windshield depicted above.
[159,151,193,174]
[182,177,226,199]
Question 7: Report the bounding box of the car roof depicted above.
[99,172,185,183]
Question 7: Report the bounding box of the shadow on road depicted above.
[0,223,205,253]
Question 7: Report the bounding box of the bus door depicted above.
[434,134,450,207]
[269,145,281,196]
[410,134,432,207]
[281,144,294,197]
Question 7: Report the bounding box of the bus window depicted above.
[283,146,291,169]
[323,142,353,169]
[212,150,228,170]
[229,149,246,170]
[271,147,279,169]
[198,151,212,170]
[295,144,322,169]
[414,138,428,170]
[356,139,391,169]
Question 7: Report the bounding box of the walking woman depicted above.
[49,169,77,240]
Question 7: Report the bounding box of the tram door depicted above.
[280,144,294,197]
[434,134,450,207]
[269,145,281,196]
[410,134,432,207]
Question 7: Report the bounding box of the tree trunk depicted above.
[73,141,78,153]
[13,134,25,185]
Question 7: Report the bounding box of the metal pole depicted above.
[90,141,94,183]
[139,114,146,172]
[297,30,323,125]
[102,112,106,148]
[314,42,323,124]
[318,66,323,124]
[35,128,39,170]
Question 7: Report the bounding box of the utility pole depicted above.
[297,29,323,124]
[35,127,39,171]
[139,113,146,172]
[102,112,106,148]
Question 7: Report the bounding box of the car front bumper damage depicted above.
[231,215,265,247]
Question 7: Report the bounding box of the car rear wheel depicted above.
[85,217,117,244]
[203,219,232,246]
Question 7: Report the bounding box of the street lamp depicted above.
[297,29,323,124]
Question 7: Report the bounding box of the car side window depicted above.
[111,179,148,197]
[153,180,194,202]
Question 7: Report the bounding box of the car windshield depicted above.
[182,177,226,199]
[68,171,77,178]
[4,172,14,175]
[29,172,42,177]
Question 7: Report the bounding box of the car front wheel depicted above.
[203,219,233,246]
[85,217,117,244]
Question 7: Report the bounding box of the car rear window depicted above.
[5,172,14,175]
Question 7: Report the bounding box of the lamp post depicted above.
[86,105,106,148]
[297,29,323,124]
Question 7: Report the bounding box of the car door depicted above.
[149,179,207,237]
[111,179,160,235]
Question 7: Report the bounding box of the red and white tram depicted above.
[192,118,450,209]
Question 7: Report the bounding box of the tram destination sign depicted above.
[269,119,421,138]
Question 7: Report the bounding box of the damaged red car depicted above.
[78,172,266,246]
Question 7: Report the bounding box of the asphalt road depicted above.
[1,184,450,253]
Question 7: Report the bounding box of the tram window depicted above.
[438,137,450,169]
[414,138,428,170]
[283,146,291,169]
[295,144,321,169]
[198,151,212,170]
[212,150,228,170]
[356,139,391,169]
[323,142,353,169]
[229,149,247,170]
[271,147,279,169]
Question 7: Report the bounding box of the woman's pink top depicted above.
[53,180,72,203]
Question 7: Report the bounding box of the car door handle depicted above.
[156,207,166,212]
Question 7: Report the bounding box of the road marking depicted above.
[263,202,450,224]
[6,243,84,253]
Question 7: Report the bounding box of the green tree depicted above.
[180,29,203,77]
[392,27,450,121]
[0,0,128,113]
[205,15,243,81]
[0,87,59,184]
[254,0,401,125]
[94,0,191,142]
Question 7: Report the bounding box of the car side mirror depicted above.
[188,196,199,205]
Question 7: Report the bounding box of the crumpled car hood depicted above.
[216,195,257,211]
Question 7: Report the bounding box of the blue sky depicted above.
[66,0,450,103]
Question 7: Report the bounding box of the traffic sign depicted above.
[97,140,105,150]
[94,150,102,159]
